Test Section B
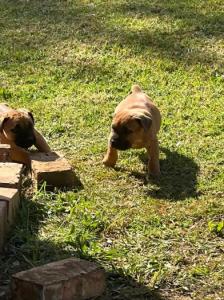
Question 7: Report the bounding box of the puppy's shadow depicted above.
[135,147,199,201]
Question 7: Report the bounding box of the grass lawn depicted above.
[0,0,224,299]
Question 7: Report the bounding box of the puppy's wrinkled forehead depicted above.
[5,112,33,130]
[112,111,140,131]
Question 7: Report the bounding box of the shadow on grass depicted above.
[105,1,224,65]
[1,0,223,68]
[0,195,164,300]
[132,147,199,201]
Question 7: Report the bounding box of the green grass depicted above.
[0,0,224,299]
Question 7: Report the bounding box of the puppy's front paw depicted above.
[102,157,116,167]
[148,161,160,178]
[150,171,161,178]
[148,168,161,178]
[146,170,160,182]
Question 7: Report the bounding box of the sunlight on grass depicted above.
[0,0,223,299]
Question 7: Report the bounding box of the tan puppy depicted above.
[103,85,161,176]
[0,103,51,166]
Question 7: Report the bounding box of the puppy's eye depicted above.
[11,124,21,133]
[123,127,133,134]
[26,123,33,130]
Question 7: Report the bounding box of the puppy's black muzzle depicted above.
[15,134,36,149]
[110,138,131,151]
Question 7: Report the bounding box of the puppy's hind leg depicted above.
[103,144,118,167]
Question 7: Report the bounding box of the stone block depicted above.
[0,188,20,225]
[0,163,23,189]
[30,152,81,190]
[0,144,29,165]
[12,258,106,300]
[0,144,11,162]
[0,201,7,252]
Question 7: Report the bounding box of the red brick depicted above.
[0,144,29,165]
[0,188,20,225]
[12,258,106,300]
[0,163,23,188]
[0,144,11,162]
[0,201,7,252]
[30,152,81,190]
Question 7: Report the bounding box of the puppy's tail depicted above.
[131,84,142,93]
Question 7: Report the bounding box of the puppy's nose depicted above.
[28,136,35,144]
[110,139,117,147]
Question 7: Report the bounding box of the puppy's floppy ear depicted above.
[134,113,152,131]
[17,108,35,124]
[0,116,10,132]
